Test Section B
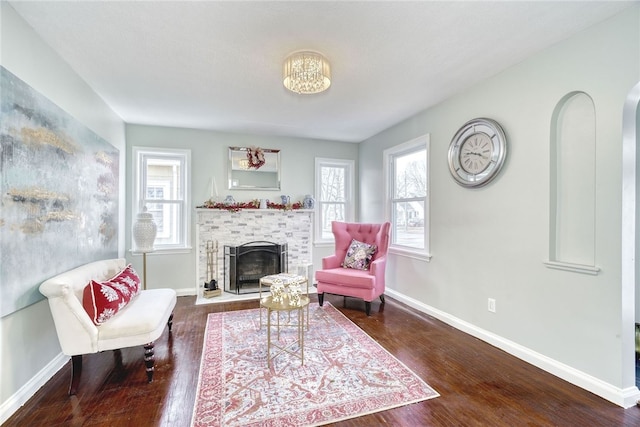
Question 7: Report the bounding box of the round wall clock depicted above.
[448,118,507,188]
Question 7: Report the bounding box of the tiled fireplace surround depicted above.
[195,209,313,294]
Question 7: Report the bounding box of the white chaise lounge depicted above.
[39,258,176,395]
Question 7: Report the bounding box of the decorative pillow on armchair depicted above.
[343,239,377,270]
[82,264,141,325]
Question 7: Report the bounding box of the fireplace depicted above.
[195,209,312,297]
[224,241,288,294]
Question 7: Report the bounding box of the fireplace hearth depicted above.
[224,241,288,294]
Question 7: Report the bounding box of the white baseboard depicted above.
[176,287,196,297]
[0,352,68,425]
[386,289,640,409]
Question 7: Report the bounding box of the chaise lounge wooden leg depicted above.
[113,349,123,369]
[144,342,155,383]
[380,294,385,304]
[167,313,174,331]
[318,293,324,306]
[69,355,82,395]
[365,301,371,316]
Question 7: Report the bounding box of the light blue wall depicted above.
[0,3,126,419]
[359,7,640,394]
[124,124,358,293]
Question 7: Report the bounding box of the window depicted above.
[133,147,191,251]
[315,158,355,243]
[384,135,430,259]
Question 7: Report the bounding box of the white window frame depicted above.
[314,157,355,245]
[383,134,431,261]
[133,147,191,253]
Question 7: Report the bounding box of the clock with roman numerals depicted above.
[448,118,507,188]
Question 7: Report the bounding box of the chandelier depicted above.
[283,51,331,94]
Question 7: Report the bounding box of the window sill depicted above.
[389,246,432,262]
[543,260,600,275]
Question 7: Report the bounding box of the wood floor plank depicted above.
[4,294,640,426]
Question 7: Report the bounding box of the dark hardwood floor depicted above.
[5,294,640,426]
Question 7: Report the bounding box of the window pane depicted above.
[150,202,182,245]
[392,201,425,249]
[146,157,183,200]
[320,166,346,201]
[394,150,426,199]
[320,202,345,239]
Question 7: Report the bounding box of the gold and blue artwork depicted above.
[0,66,119,317]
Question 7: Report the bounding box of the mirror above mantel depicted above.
[228,146,281,190]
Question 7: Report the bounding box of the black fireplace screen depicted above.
[224,241,288,294]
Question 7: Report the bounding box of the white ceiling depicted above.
[7,1,637,143]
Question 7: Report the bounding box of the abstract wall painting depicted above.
[0,66,119,317]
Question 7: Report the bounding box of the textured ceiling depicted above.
[7,1,637,142]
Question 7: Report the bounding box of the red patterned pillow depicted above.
[108,264,141,299]
[82,264,141,325]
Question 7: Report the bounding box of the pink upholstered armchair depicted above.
[316,221,390,316]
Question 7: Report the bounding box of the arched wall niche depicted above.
[546,91,599,274]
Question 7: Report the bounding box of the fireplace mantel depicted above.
[195,208,313,294]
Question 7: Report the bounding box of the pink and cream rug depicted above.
[191,302,438,426]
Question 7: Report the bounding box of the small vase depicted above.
[133,207,157,252]
[303,195,315,209]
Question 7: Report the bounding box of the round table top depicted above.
[260,273,308,286]
[261,295,310,311]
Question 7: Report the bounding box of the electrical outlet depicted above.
[488,298,496,313]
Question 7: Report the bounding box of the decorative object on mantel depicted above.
[280,195,290,205]
[223,195,235,205]
[206,177,219,206]
[283,50,331,94]
[198,198,305,212]
[246,146,265,169]
[132,205,157,290]
[259,198,268,209]
[203,240,221,298]
[303,194,315,209]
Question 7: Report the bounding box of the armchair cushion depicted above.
[343,239,377,270]
[317,267,375,289]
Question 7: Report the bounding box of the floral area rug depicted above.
[191,302,439,426]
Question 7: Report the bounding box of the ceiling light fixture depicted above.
[283,51,331,94]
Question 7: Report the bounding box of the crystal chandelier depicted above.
[283,51,331,94]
